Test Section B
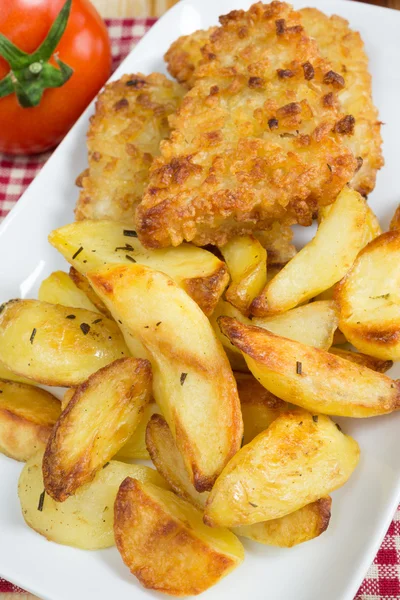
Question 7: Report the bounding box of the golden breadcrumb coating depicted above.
[299,8,383,197]
[75,73,184,222]
[137,1,357,248]
[164,7,383,200]
[165,27,217,88]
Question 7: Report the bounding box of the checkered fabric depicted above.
[0,16,399,600]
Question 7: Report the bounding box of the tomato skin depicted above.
[0,0,111,155]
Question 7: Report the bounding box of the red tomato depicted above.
[0,0,111,154]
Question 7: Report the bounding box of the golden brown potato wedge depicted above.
[204,410,359,527]
[69,267,111,317]
[60,383,158,461]
[219,317,400,417]
[19,453,168,549]
[0,380,60,461]
[209,299,249,371]
[38,271,99,312]
[146,413,207,511]
[336,230,400,360]
[220,236,267,315]
[49,220,229,315]
[0,300,130,386]
[114,477,244,596]
[43,357,152,501]
[329,348,393,373]
[319,197,381,245]
[235,373,289,445]
[390,204,400,231]
[251,187,368,316]
[252,300,338,350]
[234,497,332,547]
[114,402,159,460]
[146,413,331,548]
[88,264,243,492]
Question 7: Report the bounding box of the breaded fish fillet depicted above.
[136,1,357,248]
[165,7,383,199]
[299,8,383,197]
[75,73,184,222]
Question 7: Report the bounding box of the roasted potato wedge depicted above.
[0,380,60,461]
[251,187,368,316]
[234,497,332,547]
[204,411,359,527]
[43,357,152,501]
[89,264,243,492]
[329,348,393,373]
[209,299,249,371]
[390,204,400,231]
[0,300,129,386]
[114,477,244,596]
[49,220,229,315]
[220,235,267,314]
[220,317,400,417]
[19,453,168,549]
[252,300,338,350]
[336,230,400,360]
[319,197,381,245]
[146,413,331,548]
[69,267,111,317]
[115,402,159,460]
[60,383,158,461]
[146,413,207,511]
[38,271,99,312]
[235,373,289,445]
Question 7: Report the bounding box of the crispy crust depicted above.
[75,73,184,223]
[138,1,357,248]
[43,357,152,501]
[165,27,217,87]
[329,348,393,373]
[299,8,383,197]
[114,477,243,596]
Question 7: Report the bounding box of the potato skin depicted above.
[0,300,130,386]
[114,478,244,596]
[43,357,152,501]
[204,410,359,527]
[0,379,60,461]
[88,264,243,492]
[234,497,332,547]
[19,453,168,549]
[329,348,393,373]
[336,230,400,360]
[220,317,400,417]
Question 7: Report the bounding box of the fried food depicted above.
[114,477,244,596]
[0,380,60,461]
[0,300,130,387]
[19,453,168,549]
[146,412,332,548]
[75,73,184,222]
[251,186,368,316]
[43,358,152,501]
[336,230,400,360]
[38,270,100,313]
[299,8,383,197]
[220,317,400,417]
[204,410,359,527]
[165,6,383,200]
[88,264,243,492]
[136,1,358,248]
[329,348,393,374]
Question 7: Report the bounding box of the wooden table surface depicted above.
[90,0,400,16]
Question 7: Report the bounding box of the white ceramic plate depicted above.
[1,1,400,598]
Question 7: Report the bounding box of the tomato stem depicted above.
[0,0,74,108]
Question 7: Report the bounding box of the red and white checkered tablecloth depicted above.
[0,16,400,600]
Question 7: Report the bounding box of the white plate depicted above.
[1,1,400,598]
